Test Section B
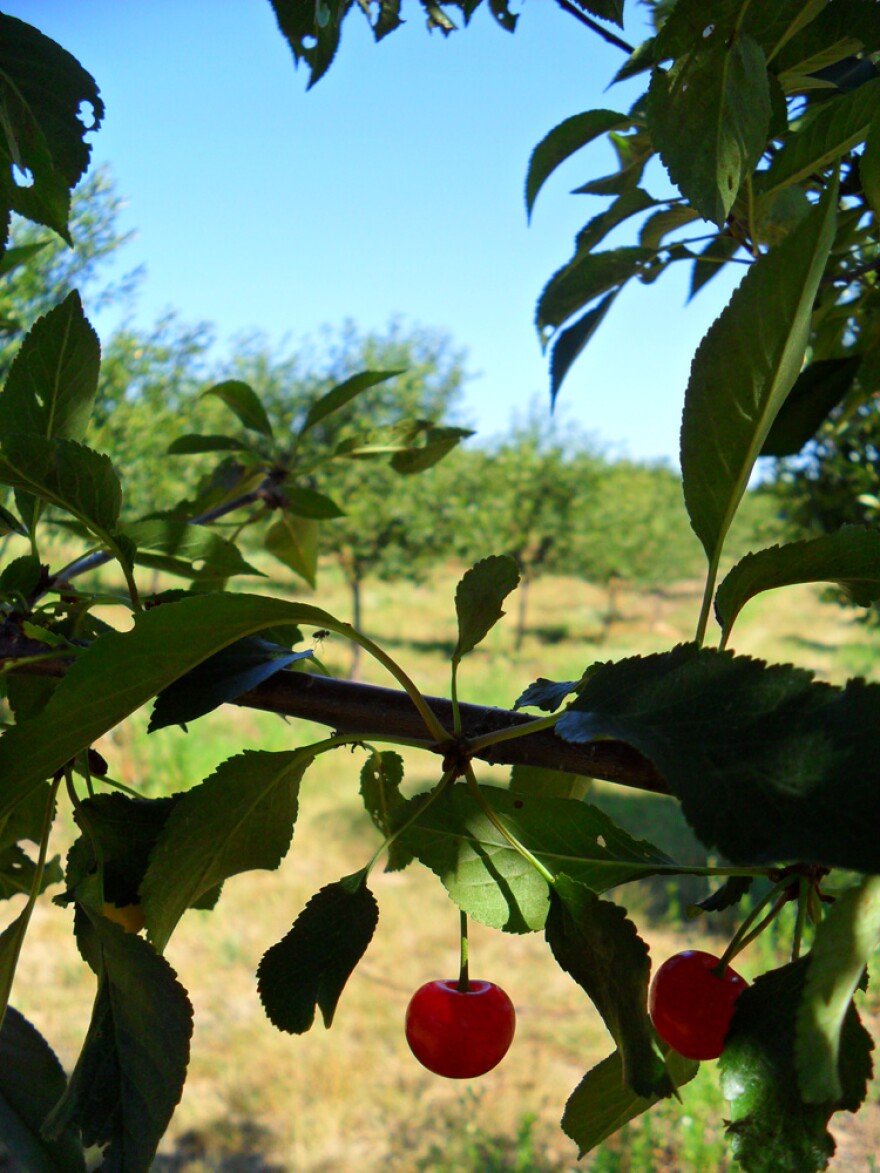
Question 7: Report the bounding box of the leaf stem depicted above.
[467,711,560,756]
[364,765,457,876]
[717,877,790,971]
[464,763,556,886]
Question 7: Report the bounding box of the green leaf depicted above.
[0,13,104,251]
[0,500,25,535]
[0,291,100,441]
[549,290,619,405]
[715,527,880,639]
[719,958,873,1173]
[202,379,274,438]
[124,518,262,579]
[536,246,653,342]
[389,423,472,474]
[0,592,353,823]
[257,871,378,1033]
[43,911,193,1173]
[166,433,249,454]
[795,875,880,1103]
[525,110,633,219]
[556,644,880,872]
[0,843,61,901]
[65,792,178,909]
[264,511,319,586]
[283,485,344,519]
[681,173,837,573]
[148,637,310,731]
[688,233,741,299]
[141,749,311,952]
[299,369,402,435]
[509,763,591,801]
[638,203,701,250]
[561,1046,698,1157]
[0,551,41,596]
[0,239,48,277]
[0,1007,85,1173]
[863,108,880,216]
[647,28,771,225]
[692,874,753,915]
[546,877,671,1098]
[396,783,675,933]
[0,433,121,539]
[453,554,519,662]
[359,750,412,871]
[513,676,580,712]
[576,189,658,254]
[762,78,880,196]
[761,356,860,457]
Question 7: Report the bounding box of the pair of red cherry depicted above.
[405,950,746,1078]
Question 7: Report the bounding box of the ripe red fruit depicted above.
[405,979,516,1078]
[649,950,748,1060]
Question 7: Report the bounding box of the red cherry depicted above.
[405,979,516,1079]
[649,950,748,1060]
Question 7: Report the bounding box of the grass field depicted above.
[8,561,880,1171]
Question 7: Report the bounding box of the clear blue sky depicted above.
[14,1,743,463]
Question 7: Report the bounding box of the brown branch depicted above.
[0,631,668,795]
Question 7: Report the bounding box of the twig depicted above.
[553,0,634,54]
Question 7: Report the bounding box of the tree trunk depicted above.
[515,574,530,652]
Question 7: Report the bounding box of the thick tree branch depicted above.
[235,669,668,793]
[0,630,668,795]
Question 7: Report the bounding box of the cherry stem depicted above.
[458,910,470,993]
[716,877,790,973]
[791,877,810,962]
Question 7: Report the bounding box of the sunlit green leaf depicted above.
[264,511,319,586]
[202,379,274,438]
[525,110,633,219]
[299,369,402,435]
[453,554,519,662]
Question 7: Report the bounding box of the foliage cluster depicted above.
[0,4,878,1173]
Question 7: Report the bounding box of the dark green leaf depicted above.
[396,783,674,933]
[547,877,671,1098]
[257,872,378,1032]
[0,592,352,823]
[795,875,880,1103]
[576,188,658,254]
[0,291,99,441]
[149,637,310,731]
[124,518,262,579]
[525,110,633,219]
[141,748,311,952]
[65,792,179,909]
[0,14,103,251]
[0,239,48,277]
[202,379,274,438]
[0,843,61,901]
[556,644,880,871]
[0,1006,85,1173]
[166,433,249,455]
[863,108,880,216]
[692,874,753,915]
[359,750,412,871]
[550,290,619,405]
[720,958,873,1173]
[638,203,700,250]
[761,357,861,457]
[681,174,837,570]
[264,511,318,586]
[453,554,519,662]
[513,676,580,712]
[299,369,402,435]
[688,233,742,299]
[0,552,41,596]
[763,78,880,195]
[647,29,771,225]
[561,1046,698,1156]
[43,912,192,1173]
[0,434,121,539]
[716,527,880,639]
[537,247,652,341]
[567,0,623,27]
[0,500,24,535]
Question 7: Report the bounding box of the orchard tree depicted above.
[1,5,880,1173]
